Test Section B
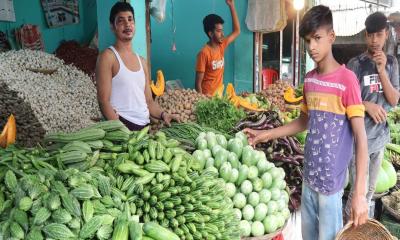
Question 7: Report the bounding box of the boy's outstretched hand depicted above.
[243,128,272,146]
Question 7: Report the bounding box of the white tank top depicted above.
[109,46,150,125]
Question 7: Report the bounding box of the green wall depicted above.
[150,0,253,92]
[0,0,97,53]
[97,0,147,58]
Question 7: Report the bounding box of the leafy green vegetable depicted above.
[195,97,245,133]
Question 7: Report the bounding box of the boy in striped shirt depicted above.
[244,5,368,240]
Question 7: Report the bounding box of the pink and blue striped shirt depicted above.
[301,65,365,195]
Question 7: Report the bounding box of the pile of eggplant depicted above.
[234,111,303,211]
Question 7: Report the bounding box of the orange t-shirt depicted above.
[195,39,229,96]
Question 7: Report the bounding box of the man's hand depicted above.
[364,101,387,124]
[163,113,180,127]
[226,0,234,7]
[349,193,368,227]
[372,50,387,74]
[243,128,273,146]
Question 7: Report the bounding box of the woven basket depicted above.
[396,174,400,189]
[372,190,389,200]
[241,219,288,240]
[382,196,400,221]
[335,219,394,240]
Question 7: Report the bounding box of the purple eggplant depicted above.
[252,122,275,130]
[271,152,300,166]
[293,154,304,163]
[288,136,304,155]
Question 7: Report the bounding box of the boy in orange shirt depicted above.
[195,0,240,96]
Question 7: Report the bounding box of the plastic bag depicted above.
[150,0,167,23]
[245,0,287,33]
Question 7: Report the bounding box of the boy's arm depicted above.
[195,72,205,94]
[195,51,206,94]
[349,116,368,227]
[374,51,400,106]
[224,0,240,45]
[244,112,308,146]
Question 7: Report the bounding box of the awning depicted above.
[315,0,372,36]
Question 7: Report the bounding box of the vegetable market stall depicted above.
[0,76,309,239]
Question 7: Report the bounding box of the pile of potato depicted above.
[151,89,207,132]
[259,80,292,112]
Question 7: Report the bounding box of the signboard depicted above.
[0,0,16,22]
[41,0,80,28]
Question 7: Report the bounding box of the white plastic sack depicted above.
[245,0,287,33]
[150,0,167,23]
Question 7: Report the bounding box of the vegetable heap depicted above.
[382,189,400,214]
[195,97,246,133]
[386,143,400,170]
[388,107,400,144]
[0,120,240,240]
[161,122,232,151]
[234,111,304,211]
[259,80,292,112]
[240,93,271,110]
[191,131,291,237]
[152,89,207,132]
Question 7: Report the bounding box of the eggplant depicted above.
[252,122,274,130]
[276,140,293,155]
[233,120,254,131]
[288,136,304,155]
[245,114,267,128]
[292,166,303,178]
[248,111,264,120]
[271,152,300,166]
[293,154,304,163]
[234,113,268,131]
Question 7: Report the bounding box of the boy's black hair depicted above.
[299,5,333,38]
[109,2,135,24]
[365,12,388,33]
[203,14,224,38]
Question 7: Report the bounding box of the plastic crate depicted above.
[381,211,400,238]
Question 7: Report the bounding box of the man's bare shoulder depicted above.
[136,55,146,62]
[98,48,116,64]
[138,55,148,69]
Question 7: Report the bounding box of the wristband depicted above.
[160,111,166,121]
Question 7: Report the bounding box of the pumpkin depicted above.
[226,83,237,99]
[0,114,16,148]
[238,98,262,112]
[284,87,303,104]
[151,70,165,96]
[213,84,224,98]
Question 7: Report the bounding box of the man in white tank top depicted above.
[95,2,178,131]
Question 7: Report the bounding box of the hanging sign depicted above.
[41,0,80,28]
[0,0,16,22]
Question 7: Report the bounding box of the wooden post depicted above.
[145,0,152,73]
